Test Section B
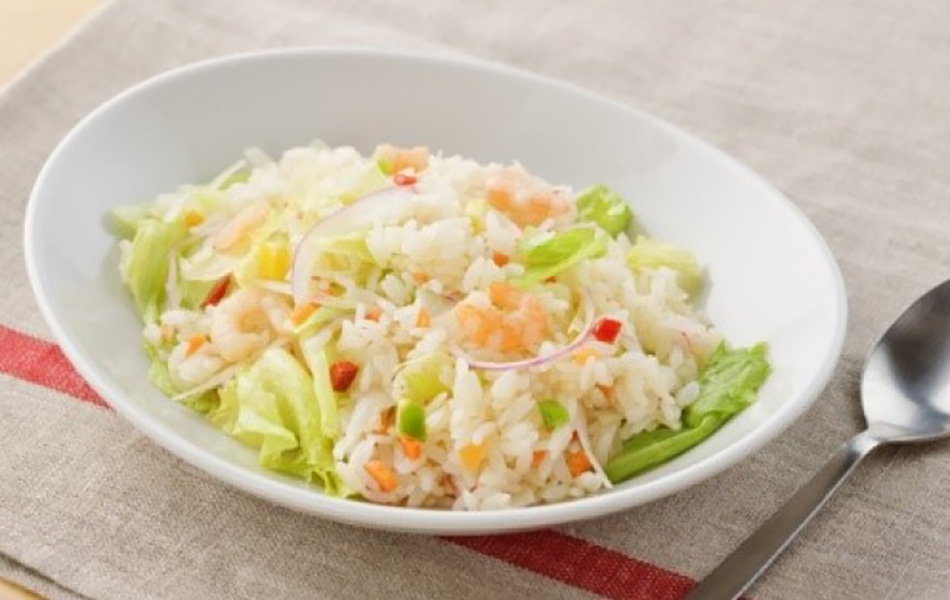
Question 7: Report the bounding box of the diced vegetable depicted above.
[329,360,359,392]
[567,449,592,476]
[416,308,430,328]
[516,227,608,286]
[592,317,622,343]
[257,241,290,280]
[531,450,547,467]
[396,399,427,441]
[604,343,769,483]
[200,276,231,308]
[492,251,510,267]
[184,334,205,357]
[576,185,633,237]
[365,460,398,492]
[627,235,704,295]
[458,444,486,471]
[399,436,423,460]
[538,399,570,430]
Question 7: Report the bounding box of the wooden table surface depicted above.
[0,2,104,596]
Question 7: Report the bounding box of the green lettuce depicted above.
[627,235,704,295]
[576,185,633,237]
[299,341,340,439]
[515,227,608,285]
[604,343,770,483]
[120,219,187,323]
[208,347,347,496]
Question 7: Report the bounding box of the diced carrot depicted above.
[184,334,205,357]
[489,281,523,310]
[200,276,230,308]
[399,436,423,460]
[364,460,398,492]
[491,251,510,267]
[572,347,598,365]
[366,306,383,321]
[329,361,359,392]
[412,272,429,284]
[544,276,557,284]
[458,443,486,471]
[567,450,592,477]
[531,450,548,467]
[182,210,204,228]
[291,302,318,325]
[416,308,431,328]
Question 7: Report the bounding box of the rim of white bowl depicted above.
[24,47,848,534]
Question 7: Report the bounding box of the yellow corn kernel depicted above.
[183,210,204,228]
[258,242,290,280]
[458,443,486,471]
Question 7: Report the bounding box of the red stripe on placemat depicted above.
[0,324,106,407]
[447,531,694,600]
[0,322,701,599]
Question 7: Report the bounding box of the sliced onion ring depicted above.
[291,186,414,304]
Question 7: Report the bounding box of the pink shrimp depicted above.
[455,282,548,354]
[485,166,570,227]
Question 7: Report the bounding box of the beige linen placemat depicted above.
[2,1,950,598]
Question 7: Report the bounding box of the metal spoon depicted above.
[685,279,950,600]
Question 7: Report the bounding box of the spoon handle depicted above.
[684,430,881,600]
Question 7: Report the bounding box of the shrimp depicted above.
[485,166,571,227]
[455,282,548,354]
[209,288,290,362]
[168,340,224,390]
[374,144,429,174]
[213,201,270,252]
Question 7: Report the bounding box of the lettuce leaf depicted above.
[576,185,633,237]
[604,343,769,483]
[627,235,704,295]
[299,339,340,438]
[120,219,187,323]
[683,343,771,428]
[208,347,347,496]
[515,227,608,285]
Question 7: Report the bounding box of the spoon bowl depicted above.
[688,278,950,599]
[862,279,950,443]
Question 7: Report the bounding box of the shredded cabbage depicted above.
[627,235,704,295]
[119,219,187,322]
[516,227,608,286]
[576,185,633,237]
[209,347,347,496]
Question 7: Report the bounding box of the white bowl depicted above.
[24,49,846,534]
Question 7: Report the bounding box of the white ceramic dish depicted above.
[24,49,846,534]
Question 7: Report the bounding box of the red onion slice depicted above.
[291,186,414,304]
